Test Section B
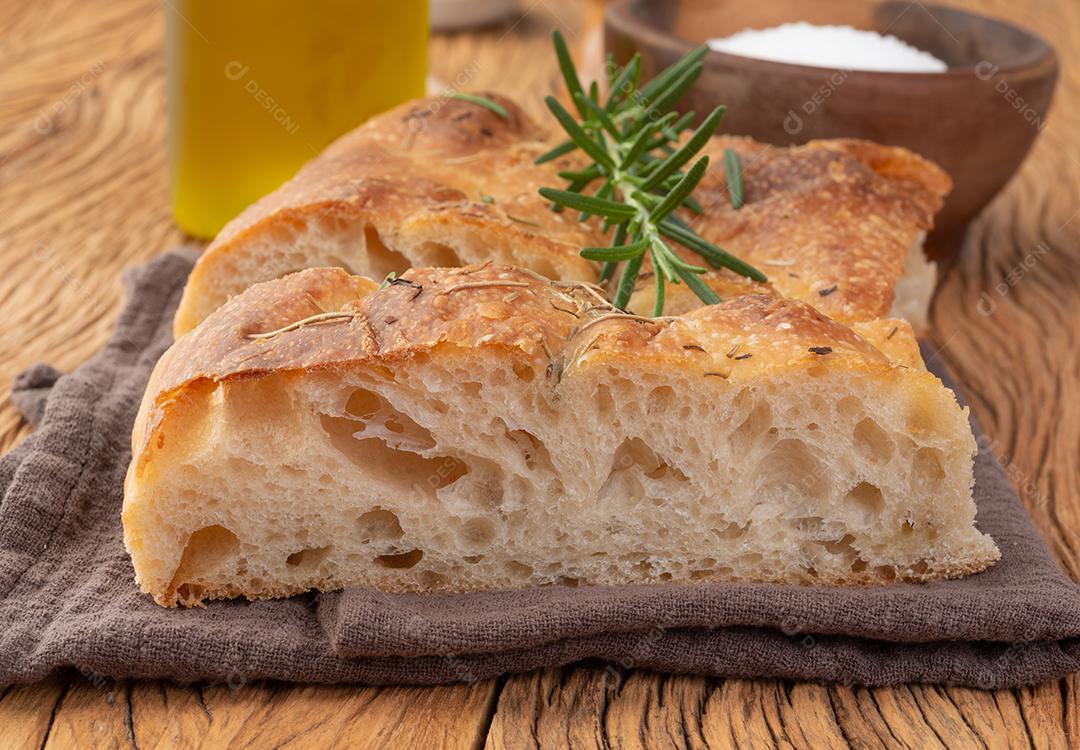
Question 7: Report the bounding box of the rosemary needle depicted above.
[723,148,745,209]
[537,30,764,314]
[449,92,509,118]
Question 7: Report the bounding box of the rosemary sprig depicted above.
[537,31,765,314]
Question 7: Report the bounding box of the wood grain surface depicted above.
[0,0,1077,747]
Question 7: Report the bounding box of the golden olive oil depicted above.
[166,1,428,238]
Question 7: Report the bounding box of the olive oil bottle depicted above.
[166,1,428,238]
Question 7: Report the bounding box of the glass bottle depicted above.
[166,1,429,238]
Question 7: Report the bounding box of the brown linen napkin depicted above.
[2,248,1080,689]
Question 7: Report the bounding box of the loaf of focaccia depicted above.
[126,264,997,607]
[171,94,950,336]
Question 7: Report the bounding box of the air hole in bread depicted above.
[286,545,332,569]
[757,439,828,499]
[363,224,410,279]
[175,583,205,604]
[594,385,615,420]
[460,517,496,546]
[730,399,774,458]
[464,470,508,509]
[507,560,534,577]
[345,388,383,420]
[875,565,897,582]
[417,241,462,267]
[714,521,750,540]
[837,396,861,419]
[319,412,468,491]
[171,525,239,583]
[913,447,947,482]
[511,360,535,382]
[646,462,689,482]
[907,560,930,576]
[279,465,308,479]
[375,549,424,569]
[853,418,894,463]
[820,533,858,557]
[846,481,885,518]
[356,508,404,542]
[602,438,682,496]
[345,388,436,451]
[648,385,677,412]
[420,570,449,587]
[793,516,825,533]
[505,428,552,471]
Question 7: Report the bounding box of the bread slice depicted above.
[126,264,998,607]
[171,94,949,336]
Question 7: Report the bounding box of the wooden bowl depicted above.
[605,0,1058,257]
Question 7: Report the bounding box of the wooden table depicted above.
[1,0,1078,746]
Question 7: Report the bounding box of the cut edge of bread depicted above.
[172,207,598,337]
[888,231,937,332]
[127,266,998,607]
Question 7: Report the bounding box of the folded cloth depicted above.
[2,248,1079,689]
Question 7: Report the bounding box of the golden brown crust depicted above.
[158,266,897,388]
[852,319,924,369]
[672,135,951,323]
[174,95,950,334]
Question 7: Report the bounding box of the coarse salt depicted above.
[707,22,947,73]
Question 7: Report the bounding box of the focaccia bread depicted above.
[630,136,950,328]
[171,94,950,336]
[127,264,997,607]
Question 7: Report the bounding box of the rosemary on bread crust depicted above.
[537,30,765,315]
